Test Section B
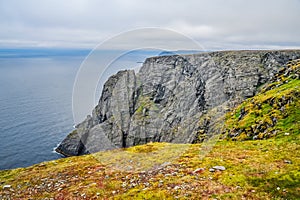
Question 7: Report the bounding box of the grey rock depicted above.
[55,130,84,156]
[284,159,292,164]
[56,50,300,156]
[3,185,11,189]
[81,124,116,154]
[212,166,226,171]
[174,185,181,190]
[209,168,215,172]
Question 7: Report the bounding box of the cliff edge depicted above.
[56,50,300,156]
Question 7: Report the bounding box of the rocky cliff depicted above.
[56,50,300,156]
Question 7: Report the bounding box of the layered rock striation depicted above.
[56,50,300,156]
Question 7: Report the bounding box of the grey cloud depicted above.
[0,0,299,49]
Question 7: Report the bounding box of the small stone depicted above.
[284,132,290,136]
[193,168,205,174]
[174,186,181,190]
[277,187,280,191]
[209,168,215,172]
[112,191,116,194]
[3,185,11,189]
[213,166,226,171]
[96,193,100,196]
[251,190,256,193]
[284,160,292,164]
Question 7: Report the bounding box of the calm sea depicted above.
[0,49,88,169]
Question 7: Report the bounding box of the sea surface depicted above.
[0,48,165,170]
[0,50,88,169]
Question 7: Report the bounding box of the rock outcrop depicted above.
[56,50,300,156]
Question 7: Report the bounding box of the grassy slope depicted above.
[1,137,299,199]
[225,59,300,140]
[1,61,299,200]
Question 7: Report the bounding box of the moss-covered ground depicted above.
[1,132,299,199]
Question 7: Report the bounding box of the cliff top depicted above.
[145,49,300,60]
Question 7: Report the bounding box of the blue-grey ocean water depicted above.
[0,50,87,170]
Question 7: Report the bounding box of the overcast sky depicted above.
[1,0,300,50]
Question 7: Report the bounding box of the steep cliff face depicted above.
[56,50,300,156]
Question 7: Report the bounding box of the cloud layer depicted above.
[1,0,300,50]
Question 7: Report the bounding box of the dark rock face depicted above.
[56,50,300,156]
